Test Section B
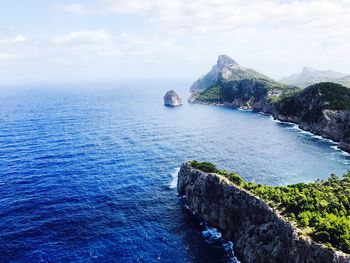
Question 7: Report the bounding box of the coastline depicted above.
[178,162,350,263]
[189,99,350,155]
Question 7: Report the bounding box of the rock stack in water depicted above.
[164,90,183,107]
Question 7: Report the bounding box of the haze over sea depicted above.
[0,81,349,263]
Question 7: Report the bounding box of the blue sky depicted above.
[0,0,350,85]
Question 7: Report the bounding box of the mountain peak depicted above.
[302,66,311,72]
[302,67,317,74]
[190,55,273,92]
[217,55,238,67]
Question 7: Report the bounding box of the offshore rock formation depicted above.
[189,55,350,153]
[177,162,350,263]
[164,90,183,107]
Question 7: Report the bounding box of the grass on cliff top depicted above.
[190,160,350,254]
[279,82,350,111]
[196,79,300,103]
[310,82,350,110]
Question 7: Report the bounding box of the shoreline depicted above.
[178,162,350,263]
[189,100,350,156]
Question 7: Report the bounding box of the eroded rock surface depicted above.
[164,90,183,107]
[178,162,350,263]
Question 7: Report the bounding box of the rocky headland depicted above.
[178,162,350,263]
[164,90,183,107]
[189,55,350,153]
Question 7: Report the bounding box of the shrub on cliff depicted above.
[190,160,219,173]
[189,161,350,254]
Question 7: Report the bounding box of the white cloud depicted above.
[2,0,350,83]
[55,2,90,15]
[51,30,113,45]
[0,35,27,44]
[0,53,16,60]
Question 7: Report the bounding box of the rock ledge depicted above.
[177,162,350,263]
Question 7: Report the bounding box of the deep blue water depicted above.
[0,81,349,263]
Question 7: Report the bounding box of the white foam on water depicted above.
[183,201,241,263]
[224,241,241,263]
[331,145,350,157]
[259,113,349,155]
[169,167,180,189]
[201,225,241,263]
[202,226,222,241]
[286,124,300,130]
[299,130,314,136]
[258,111,270,116]
[237,107,253,112]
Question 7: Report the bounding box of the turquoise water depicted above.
[0,81,349,262]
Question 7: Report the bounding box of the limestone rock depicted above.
[190,54,273,92]
[164,90,183,107]
[178,162,350,263]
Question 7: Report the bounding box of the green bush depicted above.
[190,160,219,173]
[189,161,350,253]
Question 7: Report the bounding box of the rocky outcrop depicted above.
[190,55,350,153]
[164,90,183,107]
[190,55,273,92]
[267,83,350,152]
[178,162,350,263]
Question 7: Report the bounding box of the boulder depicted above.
[164,90,183,107]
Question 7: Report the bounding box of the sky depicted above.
[0,0,350,85]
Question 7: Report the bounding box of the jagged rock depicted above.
[164,90,182,107]
[190,54,273,92]
[177,162,350,263]
[189,55,350,154]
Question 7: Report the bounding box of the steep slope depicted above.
[190,55,273,92]
[274,82,350,150]
[281,67,350,88]
[178,161,350,263]
[189,55,350,153]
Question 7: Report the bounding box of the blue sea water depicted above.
[0,81,349,263]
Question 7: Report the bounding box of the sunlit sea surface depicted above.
[0,81,349,262]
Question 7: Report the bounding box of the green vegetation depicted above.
[196,85,224,103]
[189,161,350,253]
[191,160,219,173]
[276,82,350,122]
[196,79,300,104]
[316,82,350,110]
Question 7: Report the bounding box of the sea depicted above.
[0,80,349,263]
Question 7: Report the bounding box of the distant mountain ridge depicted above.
[280,67,350,88]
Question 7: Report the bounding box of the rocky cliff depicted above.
[190,55,350,153]
[190,55,273,92]
[164,90,183,107]
[178,162,350,263]
[269,83,350,152]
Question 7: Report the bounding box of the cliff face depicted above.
[190,56,350,153]
[190,55,273,93]
[178,162,350,263]
[269,83,350,152]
